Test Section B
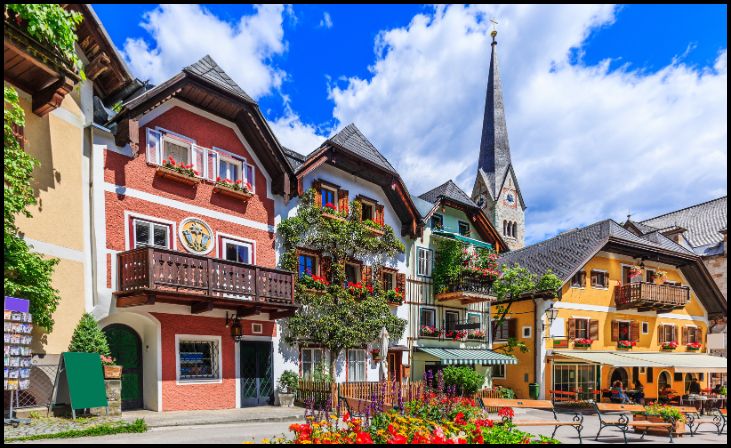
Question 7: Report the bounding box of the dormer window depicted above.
[431,214,443,230]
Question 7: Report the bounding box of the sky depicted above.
[93,4,728,244]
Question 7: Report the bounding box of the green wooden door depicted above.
[103,324,143,410]
[240,341,273,407]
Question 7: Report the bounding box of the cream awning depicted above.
[553,351,727,373]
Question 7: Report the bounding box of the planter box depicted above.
[155,166,199,185]
[387,300,403,307]
[302,288,327,296]
[322,212,346,222]
[574,345,591,349]
[104,365,123,379]
[366,226,385,236]
[213,184,254,201]
[633,414,685,436]
[278,392,295,407]
[617,346,632,350]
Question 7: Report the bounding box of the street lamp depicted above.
[545,303,559,326]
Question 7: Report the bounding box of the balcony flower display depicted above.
[299,274,330,291]
[321,202,348,219]
[162,156,197,177]
[363,218,384,230]
[347,281,373,299]
[444,329,467,341]
[574,338,593,348]
[628,265,643,279]
[467,329,485,340]
[215,177,253,194]
[384,288,404,305]
[420,326,440,338]
[370,348,382,361]
[617,340,636,349]
[661,341,678,351]
[653,270,667,283]
[686,342,702,351]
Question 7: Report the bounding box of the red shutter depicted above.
[313,180,322,208]
[361,265,372,285]
[508,319,517,339]
[568,319,576,340]
[611,320,619,342]
[396,273,406,295]
[375,204,385,226]
[682,326,688,345]
[589,320,599,340]
[320,256,331,282]
[630,321,640,342]
[338,189,349,214]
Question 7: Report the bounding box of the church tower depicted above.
[472,28,526,250]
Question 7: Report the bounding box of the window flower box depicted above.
[444,329,467,341]
[686,342,701,351]
[321,203,347,221]
[574,338,593,349]
[617,340,636,350]
[299,274,330,295]
[363,219,385,236]
[384,288,404,306]
[467,330,486,340]
[213,178,254,201]
[347,281,373,299]
[661,341,678,351]
[420,326,440,338]
[156,164,200,186]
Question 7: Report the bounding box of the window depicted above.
[222,238,253,264]
[244,163,255,192]
[347,349,367,382]
[321,186,336,208]
[573,318,589,339]
[570,271,586,288]
[685,326,700,344]
[417,247,433,277]
[658,371,670,390]
[133,219,170,249]
[458,221,470,236]
[493,319,511,340]
[361,201,375,221]
[467,313,481,326]
[491,364,506,379]
[431,214,443,230]
[163,135,191,165]
[177,337,220,382]
[522,326,532,338]
[420,308,436,328]
[445,311,459,331]
[218,155,243,183]
[252,323,263,334]
[646,269,656,283]
[345,263,360,285]
[660,324,676,342]
[641,322,649,335]
[382,271,395,291]
[301,348,328,380]
[590,270,609,289]
[298,254,317,278]
[552,364,599,401]
[618,321,631,341]
[622,265,642,284]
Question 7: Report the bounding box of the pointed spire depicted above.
[477,27,512,200]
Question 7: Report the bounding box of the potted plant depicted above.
[633,403,685,435]
[420,326,439,338]
[101,355,122,379]
[467,329,486,340]
[661,341,678,351]
[686,341,702,351]
[213,177,254,200]
[574,338,593,349]
[617,340,636,350]
[628,265,643,280]
[384,288,404,306]
[370,348,382,362]
[277,370,299,407]
[653,270,667,284]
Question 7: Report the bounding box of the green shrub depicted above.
[496,386,516,399]
[67,313,110,356]
[442,366,484,395]
[279,370,299,393]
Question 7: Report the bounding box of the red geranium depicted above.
[497,407,515,419]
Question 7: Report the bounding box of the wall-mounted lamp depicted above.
[226,311,244,341]
[545,303,559,326]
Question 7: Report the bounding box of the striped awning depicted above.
[432,230,494,250]
[553,351,727,373]
[416,348,517,365]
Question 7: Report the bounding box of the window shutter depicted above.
[580,272,587,287]
[633,367,639,383]
[674,372,682,382]
[568,319,576,340]
[682,326,688,345]
[320,256,331,282]
[376,204,385,226]
[602,273,609,288]
[146,128,162,165]
[672,325,677,342]
[647,367,653,383]
[192,145,205,178]
[611,320,619,342]
[591,271,597,287]
[658,325,665,344]
[338,189,349,214]
[630,321,640,342]
[697,327,702,344]
[396,273,406,295]
[508,319,517,339]
[361,265,372,285]
[206,149,218,182]
[589,320,599,340]
[313,180,322,208]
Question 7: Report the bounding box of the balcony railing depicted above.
[115,247,295,310]
[435,274,495,304]
[614,282,690,312]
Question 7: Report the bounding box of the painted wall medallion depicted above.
[179,217,214,255]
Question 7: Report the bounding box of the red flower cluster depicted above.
[163,156,198,176]
[574,338,593,346]
[686,342,702,349]
[324,202,337,211]
[618,340,637,348]
[661,341,678,349]
[311,274,329,286]
[497,407,515,419]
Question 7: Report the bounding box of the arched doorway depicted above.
[658,370,671,397]
[610,367,628,387]
[103,324,143,410]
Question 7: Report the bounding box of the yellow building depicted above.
[491,219,727,401]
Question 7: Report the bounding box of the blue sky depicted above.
[92,4,727,244]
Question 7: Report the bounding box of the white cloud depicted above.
[122,4,288,99]
[320,12,333,29]
[268,108,330,154]
[327,4,727,243]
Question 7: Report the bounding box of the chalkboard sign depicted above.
[50,352,108,418]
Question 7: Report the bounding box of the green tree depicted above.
[442,366,485,395]
[67,313,111,356]
[4,86,61,331]
[279,189,406,378]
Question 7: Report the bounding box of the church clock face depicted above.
[506,193,515,204]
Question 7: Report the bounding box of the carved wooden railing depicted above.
[439,274,494,296]
[117,247,294,305]
[614,282,689,310]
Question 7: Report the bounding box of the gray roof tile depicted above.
[419,180,478,209]
[183,55,256,104]
[282,146,306,171]
[328,124,397,174]
[640,196,727,248]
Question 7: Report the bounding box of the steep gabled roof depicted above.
[327,124,397,174]
[419,180,478,208]
[282,146,306,171]
[640,196,727,248]
[183,55,256,104]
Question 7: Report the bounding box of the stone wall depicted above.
[704,253,727,300]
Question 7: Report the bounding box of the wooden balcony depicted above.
[614,282,690,312]
[114,247,297,318]
[435,275,495,305]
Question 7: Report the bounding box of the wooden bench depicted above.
[673,405,725,436]
[482,398,584,444]
[549,389,578,403]
[593,402,675,444]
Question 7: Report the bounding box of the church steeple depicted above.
[472,27,526,251]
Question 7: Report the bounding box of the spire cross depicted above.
[489,19,498,44]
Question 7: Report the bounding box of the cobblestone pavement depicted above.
[4,416,122,441]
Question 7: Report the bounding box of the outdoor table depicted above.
[704,396,726,412]
[682,395,709,415]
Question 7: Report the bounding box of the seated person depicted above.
[610,380,631,403]
[633,381,645,405]
[659,385,677,404]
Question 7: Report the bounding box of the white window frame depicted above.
[297,252,319,278]
[420,307,436,328]
[301,347,329,380]
[124,211,177,251]
[417,247,433,277]
[175,334,222,385]
[492,364,506,379]
[382,271,396,291]
[217,153,243,182]
[467,312,481,326]
[219,235,255,265]
[573,318,590,339]
[132,218,172,249]
[251,323,263,334]
[347,348,367,382]
[522,326,532,339]
[244,162,256,193]
[360,199,376,222]
[660,324,676,342]
[345,263,361,285]
[162,134,193,166]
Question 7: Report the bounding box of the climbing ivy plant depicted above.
[432,238,499,294]
[4,86,61,331]
[5,4,85,75]
[279,189,406,377]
